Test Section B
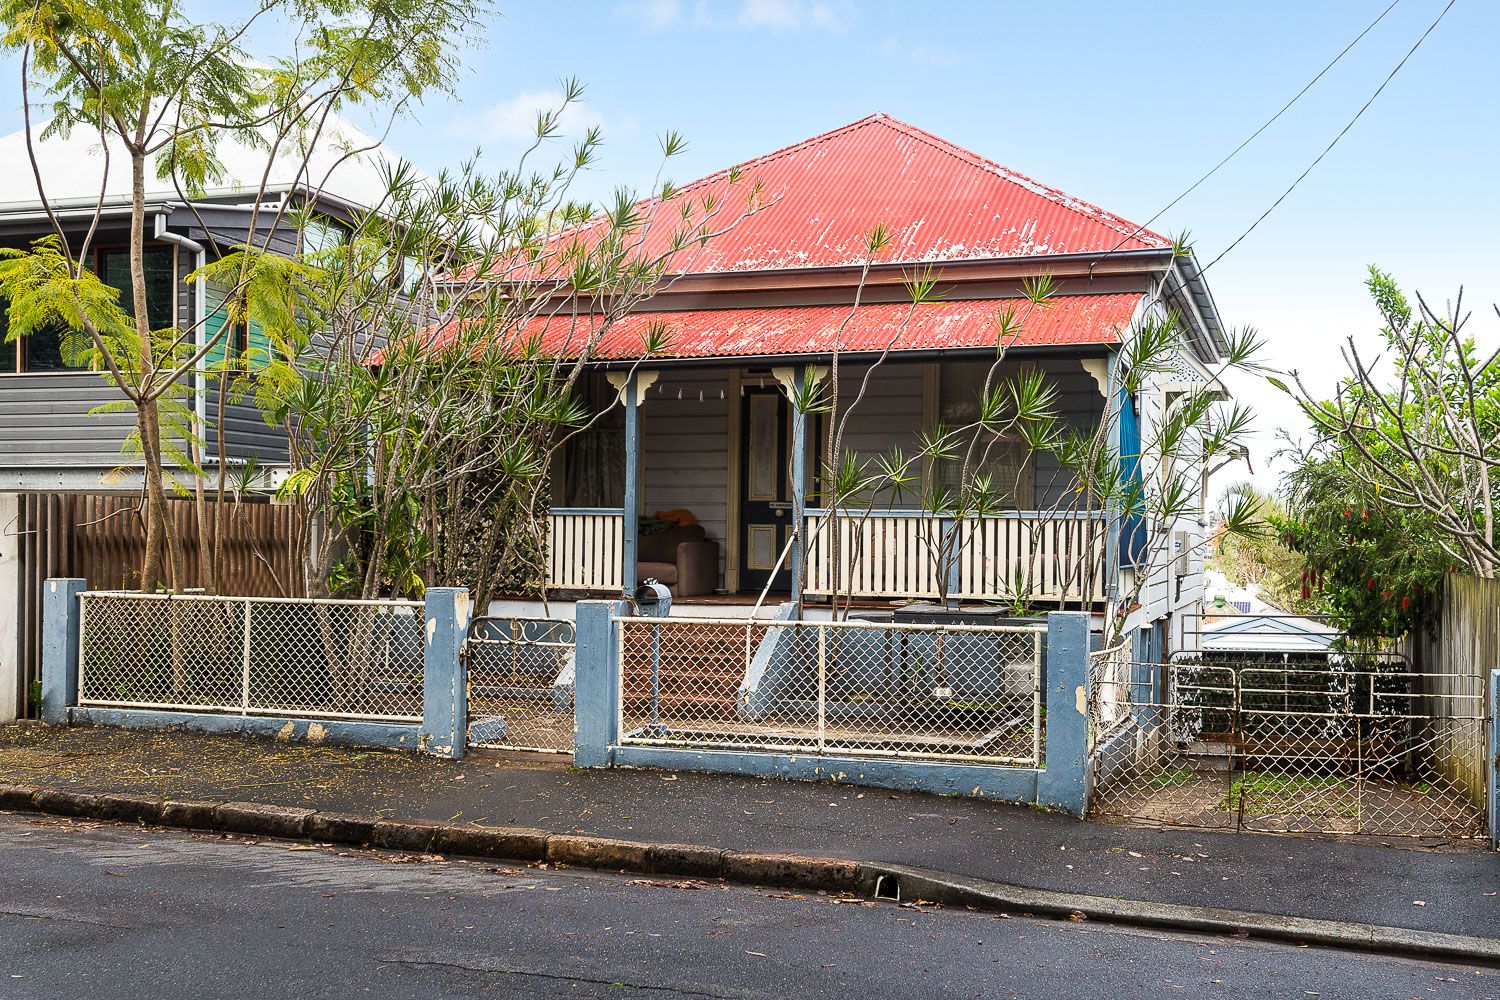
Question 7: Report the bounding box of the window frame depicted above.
[0,240,178,377]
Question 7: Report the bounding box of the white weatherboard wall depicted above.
[1128,341,1215,650]
[0,493,19,721]
[640,368,731,581]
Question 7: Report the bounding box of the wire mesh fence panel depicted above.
[465,616,576,753]
[1088,648,1490,840]
[616,616,1044,765]
[77,592,425,722]
[1088,649,1237,830]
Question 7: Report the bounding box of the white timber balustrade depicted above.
[803,509,1107,603]
[547,509,625,591]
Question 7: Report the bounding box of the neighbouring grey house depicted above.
[0,110,408,719]
[0,112,405,490]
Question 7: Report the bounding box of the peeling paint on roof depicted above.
[509,293,1142,361]
[576,113,1168,275]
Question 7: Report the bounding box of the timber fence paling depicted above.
[58,494,302,597]
[14,494,305,718]
[1428,576,1500,809]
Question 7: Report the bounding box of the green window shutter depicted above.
[201,283,269,374]
[202,282,231,371]
[244,316,270,370]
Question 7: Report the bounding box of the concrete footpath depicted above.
[1,724,1496,948]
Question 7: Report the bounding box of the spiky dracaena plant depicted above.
[213,93,769,604]
[798,232,1263,642]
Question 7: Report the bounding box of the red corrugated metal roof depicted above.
[557,113,1168,275]
[509,293,1142,360]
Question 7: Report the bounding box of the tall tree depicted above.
[0,0,482,591]
[1278,268,1500,578]
[218,91,767,602]
[1207,481,1309,612]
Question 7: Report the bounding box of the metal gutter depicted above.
[1173,252,1229,358]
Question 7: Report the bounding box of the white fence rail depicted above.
[77,591,425,722]
[548,508,624,591]
[803,510,1107,602]
[615,615,1046,766]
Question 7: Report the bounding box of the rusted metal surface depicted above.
[524,292,1141,360]
[436,115,1172,362]
[566,113,1168,276]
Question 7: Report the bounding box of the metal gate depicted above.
[464,616,576,753]
[1088,647,1490,839]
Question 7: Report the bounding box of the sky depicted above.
[1,0,1495,499]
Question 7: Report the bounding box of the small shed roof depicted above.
[1200,614,1340,654]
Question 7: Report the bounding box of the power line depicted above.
[1096,0,1406,263]
[1202,0,1458,273]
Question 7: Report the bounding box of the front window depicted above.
[935,361,1034,509]
[302,215,349,256]
[1,244,176,374]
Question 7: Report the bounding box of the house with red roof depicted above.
[519,113,1225,651]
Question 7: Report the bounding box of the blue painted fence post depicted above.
[420,587,469,759]
[1037,610,1091,816]
[575,599,628,767]
[40,578,86,724]
[1489,669,1498,851]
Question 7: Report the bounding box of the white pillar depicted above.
[0,493,21,722]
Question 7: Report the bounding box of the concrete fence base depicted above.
[41,579,469,759]
[571,601,1096,816]
[45,579,1108,819]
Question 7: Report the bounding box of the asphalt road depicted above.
[0,814,1492,1000]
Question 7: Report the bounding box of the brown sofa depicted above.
[638,523,719,598]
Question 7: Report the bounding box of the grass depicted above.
[1224,772,1358,817]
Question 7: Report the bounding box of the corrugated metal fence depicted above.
[13,493,303,717]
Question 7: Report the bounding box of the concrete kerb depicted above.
[866,863,1500,967]
[2,783,1495,966]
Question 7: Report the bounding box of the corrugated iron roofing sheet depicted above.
[520,292,1142,361]
[567,113,1169,275]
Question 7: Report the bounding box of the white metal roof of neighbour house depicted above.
[1200,572,1341,653]
[0,107,410,216]
[1199,612,1338,654]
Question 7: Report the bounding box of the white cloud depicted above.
[615,0,682,31]
[735,0,800,29]
[734,0,850,30]
[878,36,968,70]
[621,0,851,32]
[444,90,614,144]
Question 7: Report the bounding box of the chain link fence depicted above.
[616,616,1044,765]
[465,616,576,752]
[1088,648,1490,839]
[77,592,425,722]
